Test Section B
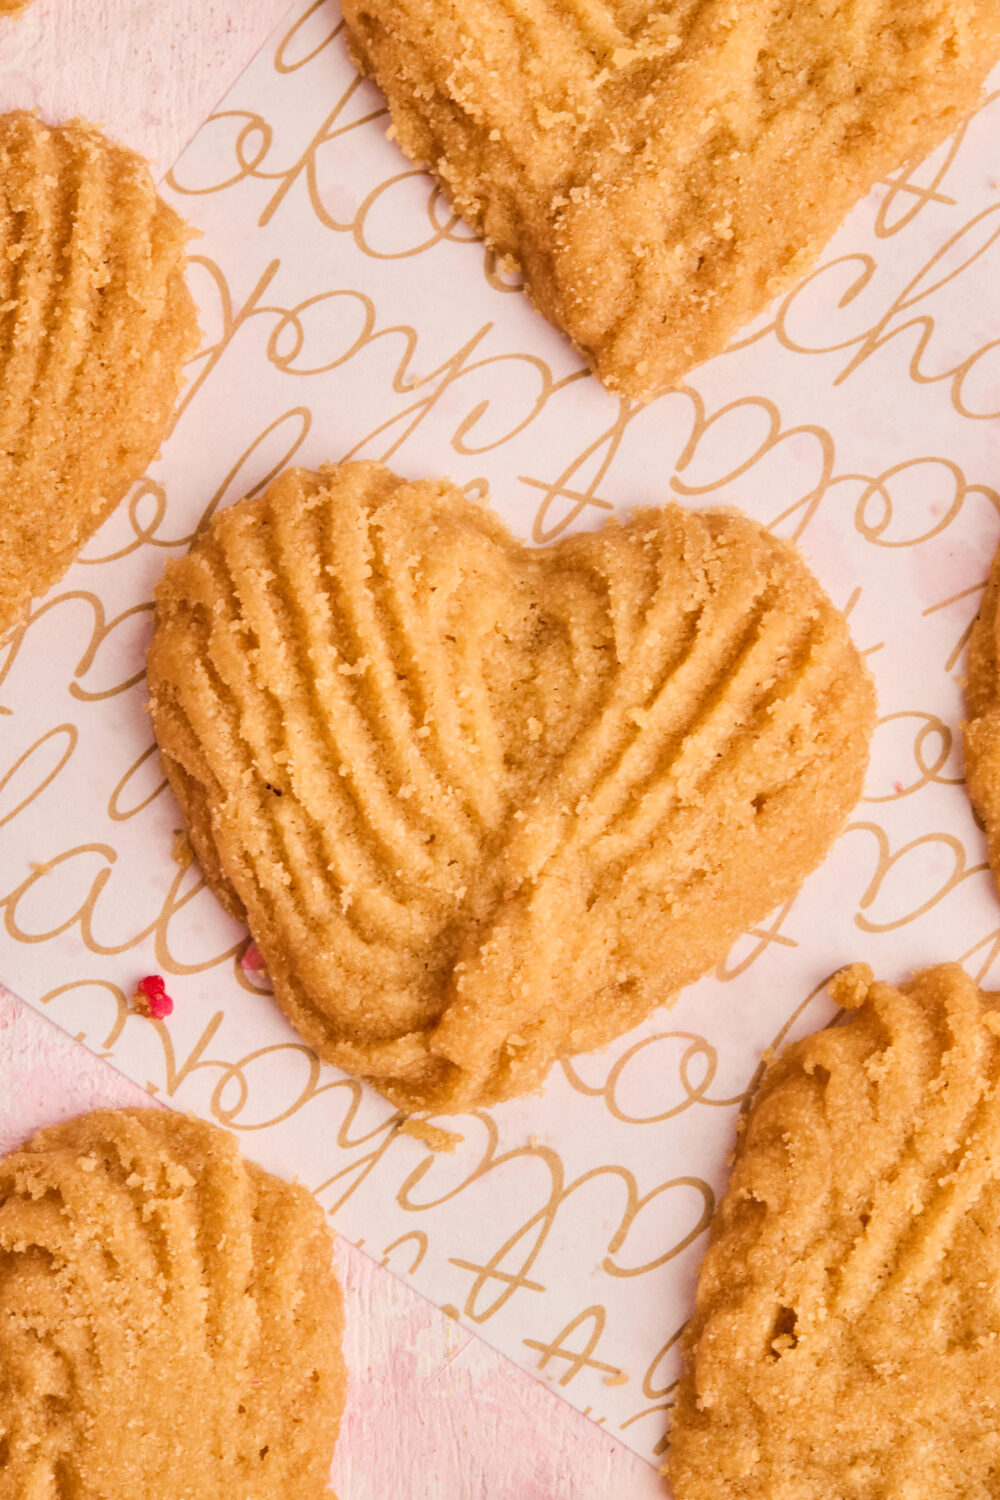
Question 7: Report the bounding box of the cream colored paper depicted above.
[3,0,1000,1468]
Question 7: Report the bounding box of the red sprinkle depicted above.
[134,974,174,1021]
[240,941,266,973]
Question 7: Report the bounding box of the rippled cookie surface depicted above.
[0,111,199,636]
[343,0,1000,400]
[0,1108,345,1499]
[964,545,1000,897]
[148,460,874,1111]
[670,963,1000,1499]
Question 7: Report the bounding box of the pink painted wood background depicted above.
[0,3,668,1494]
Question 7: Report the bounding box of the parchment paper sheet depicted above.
[2,0,1000,1467]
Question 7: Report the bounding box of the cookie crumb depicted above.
[172,829,194,870]
[133,974,174,1021]
[398,1118,464,1153]
[829,962,874,1012]
[240,941,267,974]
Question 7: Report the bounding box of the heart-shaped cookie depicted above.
[0,112,199,637]
[0,1108,345,1498]
[148,460,874,1111]
[343,0,1000,400]
[669,962,1000,1499]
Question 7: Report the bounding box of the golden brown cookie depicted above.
[0,112,199,637]
[0,1108,345,1499]
[669,962,1000,1500]
[964,546,1000,885]
[147,460,874,1112]
[342,0,1000,401]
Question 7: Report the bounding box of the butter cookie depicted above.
[670,962,1000,1500]
[148,460,874,1111]
[964,546,1000,891]
[343,0,1000,400]
[0,112,198,636]
[0,1108,345,1500]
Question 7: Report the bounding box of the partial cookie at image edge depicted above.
[0,1106,346,1500]
[342,0,1000,400]
[669,961,1000,1500]
[963,541,1000,890]
[0,110,200,639]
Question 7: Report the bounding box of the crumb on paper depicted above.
[240,940,267,974]
[172,829,194,870]
[30,859,54,876]
[829,962,874,1012]
[398,1118,464,1154]
[604,1370,628,1387]
[132,974,174,1021]
[441,1303,460,1320]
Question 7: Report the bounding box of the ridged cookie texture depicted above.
[0,1108,345,1500]
[964,543,1000,894]
[0,111,199,637]
[148,460,875,1112]
[670,963,1000,1500]
[342,0,1000,401]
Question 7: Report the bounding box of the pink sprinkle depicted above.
[893,780,904,795]
[241,941,266,973]
[134,974,174,1021]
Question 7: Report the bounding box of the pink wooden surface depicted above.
[0,4,668,1495]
